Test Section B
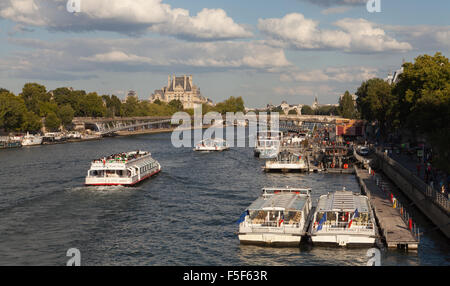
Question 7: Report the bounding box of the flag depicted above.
[236,210,249,224]
[278,213,284,227]
[348,208,359,228]
[317,213,326,231]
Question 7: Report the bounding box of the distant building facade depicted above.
[311,96,338,110]
[123,90,138,103]
[150,74,212,109]
[385,66,404,85]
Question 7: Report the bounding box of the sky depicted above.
[0,0,449,108]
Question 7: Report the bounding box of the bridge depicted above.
[72,114,344,135]
[72,116,172,135]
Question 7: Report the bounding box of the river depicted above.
[0,130,448,265]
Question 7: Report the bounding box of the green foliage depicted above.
[356,78,396,134]
[288,109,298,115]
[78,92,107,117]
[214,96,244,114]
[20,83,50,114]
[356,52,450,172]
[338,91,357,118]
[0,92,28,131]
[58,104,75,127]
[44,112,61,131]
[315,105,338,116]
[168,99,184,111]
[301,105,314,115]
[21,111,42,132]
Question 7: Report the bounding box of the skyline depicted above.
[0,0,449,107]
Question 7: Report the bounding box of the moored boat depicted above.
[264,150,308,172]
[21,132,43,146]
[194,138,229,151]
[0,136,22,149]
[254,130,282,158]
[308,189,378,247]
[85,150,161,186]
[237,187,312,246]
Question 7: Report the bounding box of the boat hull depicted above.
[194,147,229,152]
[310,233,376,247]
[238,233,303,247]
[22,137,43,146]
[85,168,161,186]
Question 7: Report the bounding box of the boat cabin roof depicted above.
[92,150,149,164]
[317,190,370,212]
[248,189,310,211]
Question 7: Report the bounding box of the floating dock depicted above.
[355,167,419,250]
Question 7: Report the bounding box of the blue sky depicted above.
[0,0,449,108]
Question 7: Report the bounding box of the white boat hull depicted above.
[21,136,43,146]
[85,167,160,186]
[310,233,376,247]
[238,233,302,246]
[194,146,229,152]
[265,162,308,172]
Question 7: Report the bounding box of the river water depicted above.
[0,130,448,265]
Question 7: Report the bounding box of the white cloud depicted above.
[0,0,252,40]
[258,13,412,53]
[274,84,337,97]
[384,25,450,51]
[0,37,291,81]
[298,0,366,7]
[281,66,378,83]
[321,6,353,15]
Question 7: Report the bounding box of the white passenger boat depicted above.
[264,150,308,172]
[85,151,161,186]
[21,132,43,146]
[238,187,312,246]
[254,130,282,158]
[194,138,229,151]
[308,189,377,247]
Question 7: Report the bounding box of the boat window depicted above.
[285,211,301,224]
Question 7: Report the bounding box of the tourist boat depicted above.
[308,189,377,247]
[264,150,308,172]
[85,151,161,186]
[0,136,22,149]
[237,187,312,246]
[194,138,229,151]
[254,130,282,158]
[21,132,43,146]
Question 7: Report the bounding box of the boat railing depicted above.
[312,222,375,233]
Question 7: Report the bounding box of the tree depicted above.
[315,105,338,116]
[392,52,450,172]
[288,109,298,115]
[121,96,140,117]
[338,91,357,118]
[44,112,61,131]
[78,92,106,117]
[214,96,245,114]
[20,83,50,114]
[168,99,184,111]
[0,88,9,94]
[356,78,396,136]
[0,92,28,131]
[58,104,75,127]
[301,105,314,115]
[21,111,42,132]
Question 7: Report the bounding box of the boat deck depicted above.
[355,167,419,250]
